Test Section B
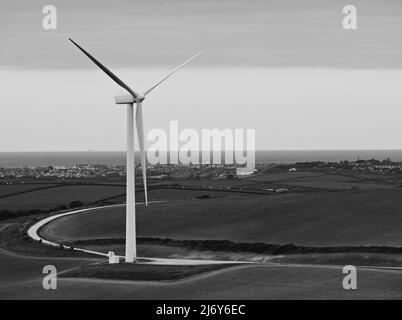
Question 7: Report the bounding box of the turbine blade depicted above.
[143,51,204,96]
[135,102,148,206]
[69,38,138,99]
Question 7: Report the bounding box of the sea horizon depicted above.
[1,149,402,168]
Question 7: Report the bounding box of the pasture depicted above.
[1,257,400,299]
[0,183,59,198]
[0,185,125,211]
[282,181,395,190]
[41,189,402,247]
[245,171,323,182]
[247,171,397,190]
[1,170,399,214]
[0,181,262,214]
[60,263,234,281]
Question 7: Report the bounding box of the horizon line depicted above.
[1,149,402,153]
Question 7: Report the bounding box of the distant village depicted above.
[286,158,402,174]
[0,158,401,184]
[0,163,237,183]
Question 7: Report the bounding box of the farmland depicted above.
[60,263,235,282]
[0,184,126,211]
[0,254,400,299]
[41,189,402,247]
[245,171,398,190]
[0,170,402,299]
[1,170,399,213]
[0,183,254,215]
[0,183,61,198]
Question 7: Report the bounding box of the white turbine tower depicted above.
[69,38,202,263]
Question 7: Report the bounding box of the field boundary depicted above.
[67,236,402,256]
[26,202,247,266]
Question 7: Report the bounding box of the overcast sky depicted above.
[1,0,402,151]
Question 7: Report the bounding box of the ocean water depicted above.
[1,150,402,168]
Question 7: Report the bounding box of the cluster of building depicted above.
[325,159,402,174]
[0,164,126,181]
[0,163,239,183]
[351,159,402,173]
[147,163,237,179]
[256,158,402,175]
[2,158,400,184]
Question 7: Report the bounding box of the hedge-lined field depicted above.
[41,189,402,247]
[0,185,125,211]
[0,183,59,198]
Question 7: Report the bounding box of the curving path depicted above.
[27,203,247,266]
[0,209,400,298]
[27,204,402,271]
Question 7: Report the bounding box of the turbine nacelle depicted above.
[114,93,145,104]
[136,94,146,103]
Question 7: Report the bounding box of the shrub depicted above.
[197,195,211,199]
[69,200,83,208]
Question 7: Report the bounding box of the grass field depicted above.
[282,181,395,190]
[272,252,402,267]
[41,189,402,247]
[176,179,246,187]
[0,185,126,211]
[1,171,401,299]
[133,188,252,203]
[1,260,400,299]
[245,171,323,182]
[0,180,258,214]
[1,170,398,214]
[247,172,397,190]
[1,218,401,299]
[0,183,59,198]
[60,263,235,281]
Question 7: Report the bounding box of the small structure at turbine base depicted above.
[108,251,120,264]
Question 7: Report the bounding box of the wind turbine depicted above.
[69,38,202,263]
